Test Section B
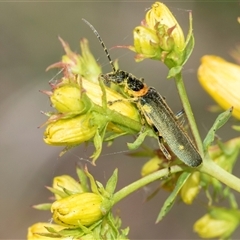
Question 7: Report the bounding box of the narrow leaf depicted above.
[156,172,191,223]
[203,107,233,152]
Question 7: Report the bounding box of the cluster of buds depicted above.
[117,2,194,70]
[28,168,129,239]
[41,37,140,162]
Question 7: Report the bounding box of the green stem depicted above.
[199,158,240,192]
[113,158,240,206]
[91,103,142,134]
[175,73,204,155]
[113,165,186,204]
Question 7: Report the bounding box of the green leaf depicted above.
[181,11,194,66]
[91,128,104,164]
[104,132,128,141]
[105,169,118,195]
[32,203,52,210]
[127,128,153,150]
[46,186,69,198]
[182,34,194,66]
[203,107,233,152]
[167,66,183,79]
[76,167,89,192]
[85,167,100,195]
[156,172,191,223]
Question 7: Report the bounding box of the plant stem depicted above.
[91,103,142,134]
[199,158,240,192]
[175,73,204,155]
[113,165,186,204]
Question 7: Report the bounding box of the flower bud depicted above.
[132,26,161,61]
[141,156,162,177]
[50,84,85,114]
[53,175,83,199]
[82,78,139,122]
[27,222,66,239]
[198,55,240,120]
[145,2,185,51]
[59,37,101,83]
[118,2,191,67]
[51,192,104,227]
[180,171,200,204]
[44,114,97,146]
[194,207,240,239]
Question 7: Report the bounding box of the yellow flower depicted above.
[180,171,200,204]
[132,26,161,61]
[145,1,185,51]
[194,207,240,239]
[81,78,139,122]
[141,156,162,177]
[27,222,67,239]
[51,192,104,227]
[44,114,97,146]
[119,1,193,68]
[53,175,83,199]
[198,55,240,120]
[49,84,86,115]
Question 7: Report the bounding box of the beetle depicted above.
[82,18,202,167]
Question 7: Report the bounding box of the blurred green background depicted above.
[1,1,240,239]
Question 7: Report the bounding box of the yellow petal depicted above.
[44,114,97,146]
[180,172,200,204]
[27,222,67,240]
[145,2,185,51]
[51,193,103,227]
[53,175,83,199]
[198,55,240,120]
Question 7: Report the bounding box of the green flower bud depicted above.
[44,114,97,146]
[132,26,161,61]
[194,207,240,239]
[51,193,104,227]
[59,37,101,83]
[53,175,84,199]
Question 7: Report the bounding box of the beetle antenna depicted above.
[82,18,116,73]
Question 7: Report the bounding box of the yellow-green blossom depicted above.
[81,78,139,121]
[58,37,101,83]
[121,1,190,66]
[49,84,86,114]
[53,175,83,200]
[194,207,240,239]
[198,55,240,120]
[44,114,97,146]
[180,171,200,204]
[132,26,161,61]
[145,1,185,51]
[141,156,162,177]
[51,192,104,227]
[27,222,67,240]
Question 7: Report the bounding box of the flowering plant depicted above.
[29,2,240,239]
